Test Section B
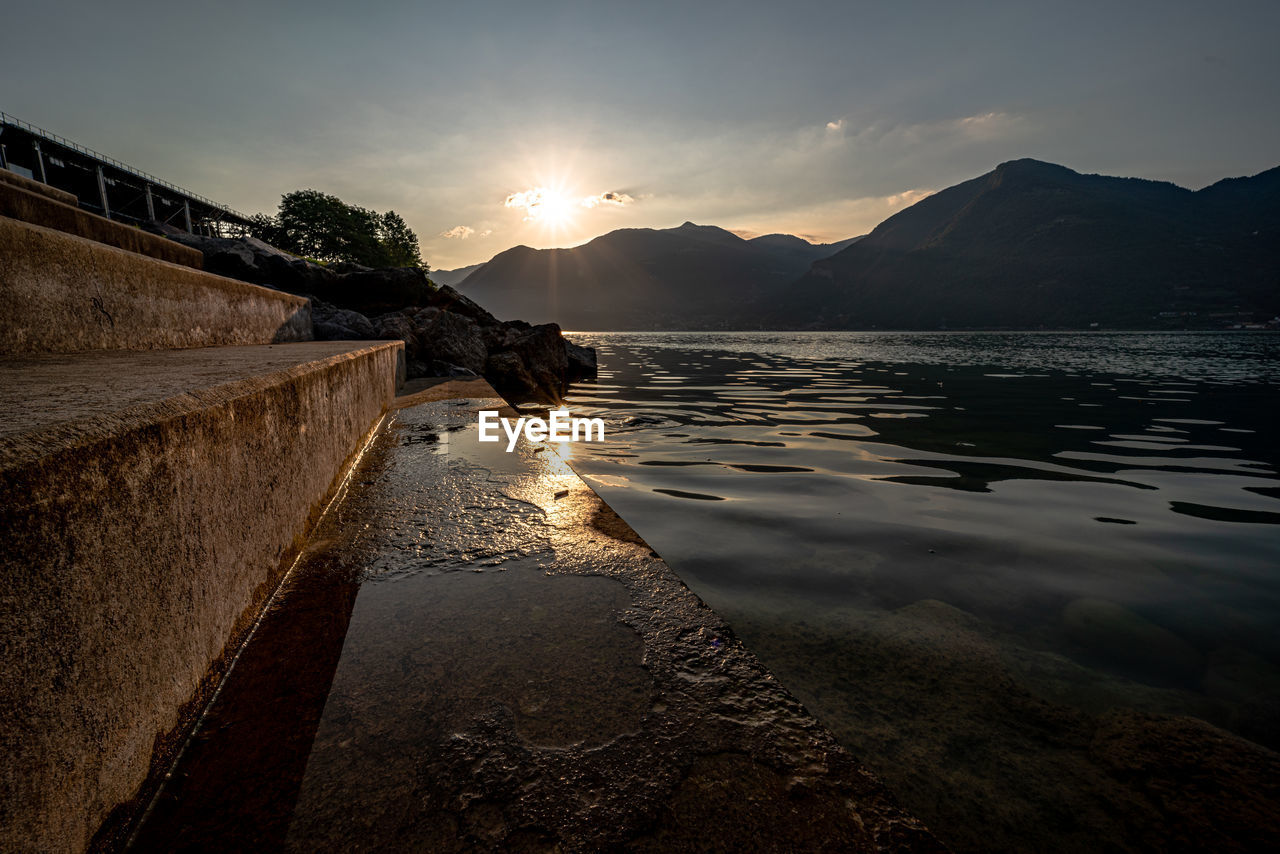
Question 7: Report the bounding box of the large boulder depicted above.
[483,351,540,402]
[371,312,418,360]
[505,323,569,401]
[334,267,435,316]
[566,340,598,380]
[481,323,519,353]
[413,310,487,375]
[309,299,376,340]
[162,233,337,293]
[426,285,501,327]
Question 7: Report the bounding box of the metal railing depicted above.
[0,110,251,222]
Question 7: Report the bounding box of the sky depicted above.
[2,1,1278,270]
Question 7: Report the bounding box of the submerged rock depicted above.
[1062,597,1204,684]
[1089,710,1280,851]
[741,595,1280,853]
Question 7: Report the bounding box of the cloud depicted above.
[826,119,845,132]
[954,111,1018,138]
[504,187,637,220]
[440,225,475,239]
[503,188,548,220]
[580,190,635,208]
[885,188,934,207]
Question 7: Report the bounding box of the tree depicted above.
[378,210,424,269]
[248,189,427,269]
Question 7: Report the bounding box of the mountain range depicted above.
[450,224,858,329]
[447,160,1279,330]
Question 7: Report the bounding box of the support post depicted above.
[144,184,155,221]
[32,140,47,184]
[96,165,111,219]
[182,199,192,233]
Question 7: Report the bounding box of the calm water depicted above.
[562,331,1280,852]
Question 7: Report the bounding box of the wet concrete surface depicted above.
[131,394,941,852]
[0,342,393,440]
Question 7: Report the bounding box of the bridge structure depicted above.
[0,111,254,237]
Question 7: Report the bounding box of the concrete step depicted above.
[0,215,310,355]
[0,340,404,854]
[0,165,80,206]
[0,176,203,268]
[128,390,941,852]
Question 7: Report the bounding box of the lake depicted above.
[562,331,1280,852]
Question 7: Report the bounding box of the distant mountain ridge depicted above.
[766,159,1280,329]
[457,222,861,329]
[453,160,1279,330]
[430,262,484,287]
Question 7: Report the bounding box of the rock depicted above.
[1202,647,1280,750]
[160,232,337,294]
[414,310,486,375]
[327,261,374,275]
[428,361,478,378]
[1062,597,1204,684]
[426,285,501,327]
[506,323,568,402]
[309,299,376,340]
[565,340,597,380]
[160,232,596,401]
[481,324,518,353]
[336,267,434,316]
[1089,710,1280,851]
[483,351,540,402]
[157,232,435,316]
[371,312,418,360]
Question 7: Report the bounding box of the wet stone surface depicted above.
[132,397,941,852]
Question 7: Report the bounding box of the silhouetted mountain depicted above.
[749,233,863,269]
[430,262,484,287]
[457,222,859,329]
[765,159,1280,329]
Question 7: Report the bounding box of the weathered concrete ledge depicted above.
[0,180,203,268]
[0,216,310,355]
[0,341,403,853]
[0,166,80,206]
[130,389,942,851]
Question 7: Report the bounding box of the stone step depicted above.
[0,340,404,854]
[127,390,942,852]
[0,215,310,355]
[0,165,80,206]
[0,177,202,268]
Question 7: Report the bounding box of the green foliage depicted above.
[249,190,426,270]
[377,210,423,268]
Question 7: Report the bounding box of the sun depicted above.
[504,185,579,232]
[535,189,576,229]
